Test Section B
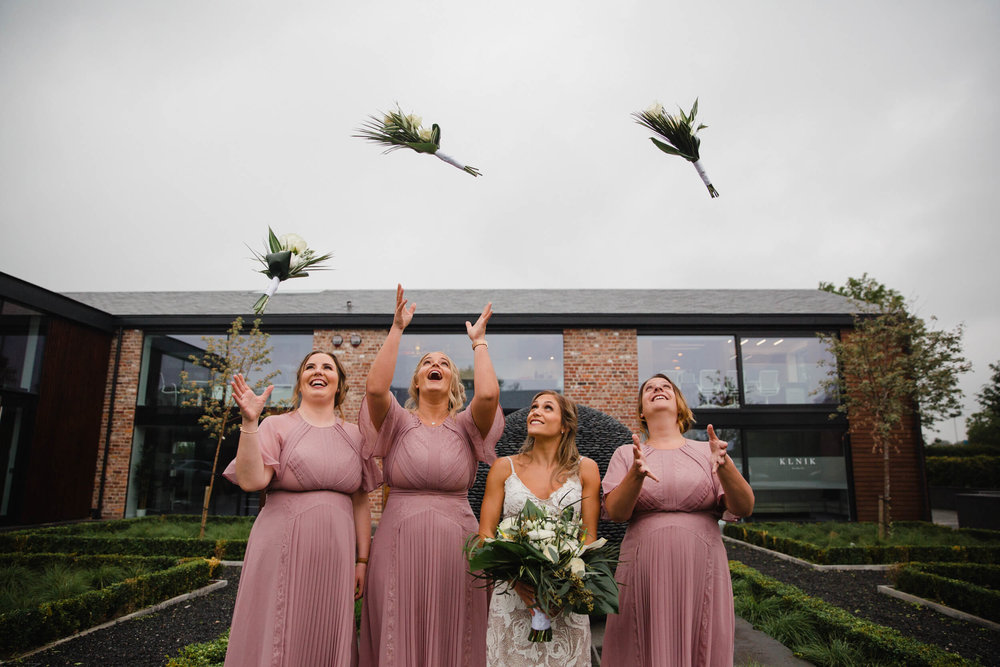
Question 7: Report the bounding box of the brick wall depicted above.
[92,329,144,519]
[314,328,388,520]
[563,329,639,433]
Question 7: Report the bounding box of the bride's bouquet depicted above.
[354,105,481,176]
[249,227,332,314]
[633,98,719,198]
[466,499,619,642]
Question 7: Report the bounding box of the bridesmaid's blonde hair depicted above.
[405,351,467,416]
[518,391,581,485]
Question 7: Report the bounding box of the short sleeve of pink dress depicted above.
[600,439,737,667]
[221,415,282,484]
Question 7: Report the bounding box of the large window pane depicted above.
[745,429,849,519]
[0,302,47,393]
[686,427,743,475]
[392,334,563,411]
[740,336,836,405]
[639,336,738,409]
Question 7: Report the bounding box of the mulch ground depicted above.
[9,546,1000,666]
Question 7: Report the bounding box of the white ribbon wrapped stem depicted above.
[435,151,466,170]
[692,159,713,188]
[264,275,281,298]
[531,610,551,632]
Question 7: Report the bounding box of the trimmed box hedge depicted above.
[0,553,218,658]
[0,515,252,560]
[893,562,1000,624]
[729,560,974,666]
[724,522,1000,565]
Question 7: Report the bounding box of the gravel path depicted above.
[9,546,1000,666]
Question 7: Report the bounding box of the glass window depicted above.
[740,336,836,405]
[0,302,47,393]
[638,336,738,409]
[686,427,743,475]
[744,429,849,519]
[392,334,563,411]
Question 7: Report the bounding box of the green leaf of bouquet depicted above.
[405,141,439,154]
[650,137,683,156]
[431,123,441,147]
[267,227,282,253]
[690,97,699,121]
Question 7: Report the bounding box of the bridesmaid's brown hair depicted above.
[518,391,581,485]
[292,351,349,416]
[637,373,696,437]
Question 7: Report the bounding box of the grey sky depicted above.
[1,1,998,439]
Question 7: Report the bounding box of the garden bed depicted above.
[892,562,1000,624]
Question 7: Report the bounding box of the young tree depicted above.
[966,361,1000,448]
[180,317,278,538]
[819,274,970,538]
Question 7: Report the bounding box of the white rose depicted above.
[498,517,516,533]
[646,101,664,117]
[279,233,308,254]
[418,127,433,142]
[569,557,585,575]
[580,537,607,553]
[405,114,422,130]
[527,529,556,542]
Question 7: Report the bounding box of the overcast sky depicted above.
[1,1,998,440]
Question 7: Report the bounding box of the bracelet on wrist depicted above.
[356,557,369,564]
[472,340,488,351]
[239,425,259,434]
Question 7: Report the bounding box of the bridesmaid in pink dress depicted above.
[601,373,755,667]
[359,285,504,667]
[222,351,380,667]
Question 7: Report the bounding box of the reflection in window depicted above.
[638,336,738,409]
[0,301,47,393]
[392,334,563,411]
[740,337,836,405]
[745,429,848,520]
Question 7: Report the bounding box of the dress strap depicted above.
[507,455,515,474]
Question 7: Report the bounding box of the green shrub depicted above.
[925,455,1000,488]
[165,630,229,667]
[729,561,974,666]
[0,554,217,658]
[894,562,1000,623]
[924,444,1000,458]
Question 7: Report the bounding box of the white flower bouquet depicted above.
[355,105,481,176]
[466,499,619,642]
[633,98,719,198]
[249,227,332,314]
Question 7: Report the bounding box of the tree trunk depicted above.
[199,412,230,539]
[881,434,892,539]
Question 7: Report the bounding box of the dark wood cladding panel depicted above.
[20,318,111,523]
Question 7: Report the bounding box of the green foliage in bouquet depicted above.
[355,105,481,176]
[466,499,619,641]
[633,98,719,197]
[249,227,332,314]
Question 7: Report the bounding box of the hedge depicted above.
[924,444,1000,458]
[0,534,247,560]
[724,523,1000,565]
[924,456,1000,489]
[166,631,229,667]
[729,561,974,666]
[0,554,218,658]
[893,562,1000,624]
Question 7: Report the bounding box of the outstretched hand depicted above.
[466,302,493,343]
[630,434,660,483]
[707,424,728,474]
[393,284,416,331]
[231,373,274,423]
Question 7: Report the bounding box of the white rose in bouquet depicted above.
[280,233,308,254]
[569,557,586,576]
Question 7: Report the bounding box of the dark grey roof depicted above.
[64,288,856,317]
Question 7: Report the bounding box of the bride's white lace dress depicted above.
[485,457,592,667]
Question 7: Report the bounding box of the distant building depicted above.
[0,271,930,526]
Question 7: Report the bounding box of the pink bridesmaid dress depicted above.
[222,411,381,667]
[600,439,739,667]
[358,395,503,667]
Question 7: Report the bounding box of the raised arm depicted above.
[603,435,660,522]
[708,424,755,517]
[579,457,601,545]
[230,373,276,492]
[466,302,499,438]
[366,284,414,431]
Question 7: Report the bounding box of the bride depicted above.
[478,391,601,667]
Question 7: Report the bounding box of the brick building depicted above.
[0,272,930,526]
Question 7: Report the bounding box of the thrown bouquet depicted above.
[249,227,332,314]
[466,499,619,642]
[355,105,481,176]
[633,98,719,198]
